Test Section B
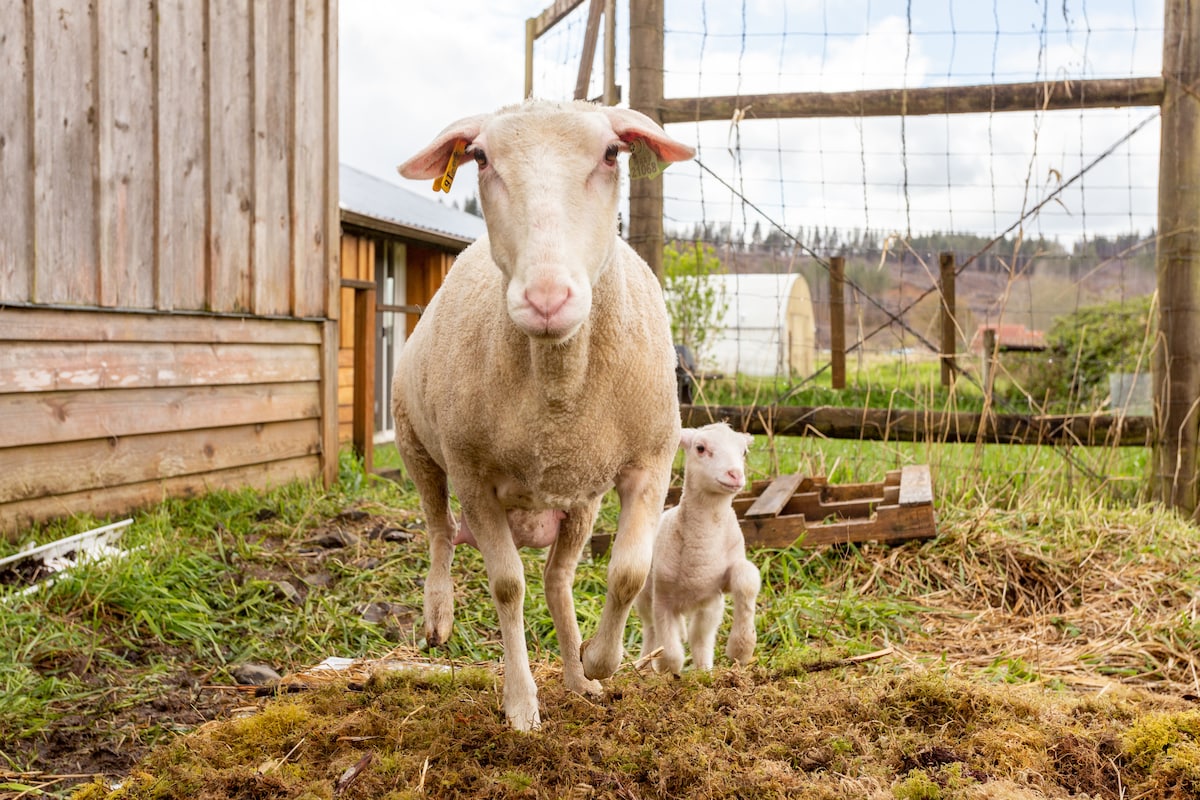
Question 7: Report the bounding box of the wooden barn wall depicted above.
[0,0,340,536]
[0,309,328,535]
[0,0,336,316]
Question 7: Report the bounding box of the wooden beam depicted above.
[829,255,845,390]
[529,0,586,39]
[659,77,1165,124]
[1152,0,1200,515]
[628,0,665,279]
[574,0,603,100]
[939,252,956,387]
[352,285,376,469]
[680,404,1153,447]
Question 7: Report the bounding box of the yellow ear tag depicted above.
[628,138,669,180]
[434,140,467,193]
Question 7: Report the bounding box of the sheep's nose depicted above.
[726,469,744,486]
[525,284,571,321]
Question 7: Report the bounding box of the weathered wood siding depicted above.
[0,0,339,536]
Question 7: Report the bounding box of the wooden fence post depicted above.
[829,255,846,389]
[628,0,665,279]
[1153,0,1200,516]
[982,327,997,404]
[939,251,957,387]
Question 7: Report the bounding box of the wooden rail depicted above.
[681,404,1153,447]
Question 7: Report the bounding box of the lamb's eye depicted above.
[696,444,706,454]
[604,143,619,165]
[472,148,488,168]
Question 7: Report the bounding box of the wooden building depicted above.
[337,164,484,447]
[0,2,338,536]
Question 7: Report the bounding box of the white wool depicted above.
[393,99,694,730]
[637,422,761,675]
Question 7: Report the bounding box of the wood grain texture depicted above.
[293,0,330,319]
[33,0,98,305]
[252,0,293,317]
[1,382,321,448]
[0,341,320,393]
[98,0,155,309]
[0,307,321,345]
[0,456,319,538]
[156,0,208,311]
[0,2,32,302]
[0,419,321,503]
[208,0,254,312]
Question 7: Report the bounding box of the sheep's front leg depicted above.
[634,573,657,662]
[395,421,456,648]
[462,495,540,731]
[544,497,604,698]
[582,465,666,680]
[725,559,761,666]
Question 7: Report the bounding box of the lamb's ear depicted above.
[678,428,698,451]
[397,113,490,180]
[601,106,695,163]
[741,433,754,449]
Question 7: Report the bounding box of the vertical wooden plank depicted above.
[98,0,155,309]
[320,319,340,486]
[156,0,208,311]
[292,0,330,319]
[32,0,98,305]
[0,2,32,302]
[938,251,956,387]
[352,286,376,469]
[324,0,340,322]
[208,0,253,313]
[1153,0,1200,515]
[252,0,292,317]
[339,235,357,349]
[628,0,665,279]
[574,0,603,100]
[829,255,845,390]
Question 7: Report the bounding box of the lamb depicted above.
[636,423,761,675]
[393,99,694,730]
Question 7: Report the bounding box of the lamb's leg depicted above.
[653,603,686,675]
[544,497,603,698]
[462,494,540,731]
[687,595,724,671]
[725,559,761,666]
[582,465,666,680]
[634,572,656,661]
[395,417,456,648]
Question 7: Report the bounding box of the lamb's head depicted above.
[398,100,694,342]
[680,423,754,495]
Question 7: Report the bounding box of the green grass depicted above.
[0,424,1181,795]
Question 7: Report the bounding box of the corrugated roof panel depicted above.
[339,163,486,246]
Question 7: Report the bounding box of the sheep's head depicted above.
[680,423,753,495]
[398,100,694,342]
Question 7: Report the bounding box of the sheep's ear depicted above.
[602,107,695,163]
[679,428,697,451]
[397,114,490,180]
[741,432,754,449]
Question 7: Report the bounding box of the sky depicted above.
[339,1,1167,248]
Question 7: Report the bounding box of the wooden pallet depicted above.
[590,464,936,556]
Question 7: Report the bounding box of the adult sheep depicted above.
[394,99,694,730]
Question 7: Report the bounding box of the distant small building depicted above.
[337,164,486,444]
[969,323,1046,353]
[685,273,816,378]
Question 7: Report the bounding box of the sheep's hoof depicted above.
[580,637,620,680]
[505,701,542,732]
[566,675,604,698]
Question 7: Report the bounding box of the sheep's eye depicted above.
[604,143,620,166]
[472,148,488,168]
[695,444,706,454]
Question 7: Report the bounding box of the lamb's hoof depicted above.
[423,618,453,649]
[505,700,542,732]
[566,675,604,698]
[580,637,621,680]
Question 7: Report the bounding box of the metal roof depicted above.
[339,163,486,249]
